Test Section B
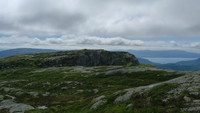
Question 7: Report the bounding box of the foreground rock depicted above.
[112,71,200,112]
[90,100,107,110]
[0,100,34,113]
[90,95,107,110]
[0,95,3,101]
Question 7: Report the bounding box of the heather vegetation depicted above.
[0,50,199,113]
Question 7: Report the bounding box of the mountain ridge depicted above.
[1,48,200,59]
[0,49,139,70]
[0,48,57,58]
[126,50,200,58]
[157,58,200,71]
[1,48,200,71]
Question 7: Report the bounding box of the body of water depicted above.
[145,58,198,64]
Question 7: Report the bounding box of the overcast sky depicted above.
[0,0,200,52]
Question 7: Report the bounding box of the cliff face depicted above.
[0,49,139,69]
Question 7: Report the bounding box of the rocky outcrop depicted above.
[0,49,139,69]
[109,71,200,112]
[90,100,107,110]
[90,95,107,110]
[37,49,139,67]
[0,100,34,113]
[92,95,106,103]
[0,95,3,101]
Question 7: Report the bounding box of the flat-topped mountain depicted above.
[0,49,139,69]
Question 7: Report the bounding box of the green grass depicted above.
[127,83,182,113]
[0,66,184,113]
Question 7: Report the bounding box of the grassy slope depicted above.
[0,66,184,113]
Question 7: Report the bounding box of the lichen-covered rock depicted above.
[93,89,99,94]
[114,90,134,104]
[100,66,162,77]
[92,95,105,102]
[126,104,133,109]
[15,91,25,96]
[5,95,15,100]
[0,95,3,101]
[181,107,200,112]
[0,100,34,113]
[90,100,107,110]
[28,92,39,98]
[37,106,48,110]
[184,96,191,102]
[61,87,69,90]
[76,90,84,93]
[42,92,50,97]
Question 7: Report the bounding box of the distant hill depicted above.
[157,58,200,71]
[0,49,139,70]
[138,57,200,71]
[0,49,4,51]
[0,48,58,58]
[138,58,159,65]
[126,50,200,58]
[128,50,200,71]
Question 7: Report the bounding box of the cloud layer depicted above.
[0,0,200,52]
[0,0,200,38]
[1,35,200,53]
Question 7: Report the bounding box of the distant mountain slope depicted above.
[0,48,58,58]
[138,57,200,71]
[157,58,200,71]
[177,58,200,66]
[127,50,200,58]
[138,58,159,65]
[0,49,4,51]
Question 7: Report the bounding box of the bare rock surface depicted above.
[90,95,107,110]
[0,95,3,101]
[0,100,34,113]
[105,67,161,76]
[113,71,200,112]
[92,95,105,102]
[90,100,107,110]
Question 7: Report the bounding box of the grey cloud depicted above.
[46,38,64,44]
[73,36,144,46]
[20,0,86,31]
[44,36,144,46]
[1,35,200,53]
[0,18,20,33]
[190,42,200,49]
[0,0,200,38]
[0,0,86,35]
[20,12,86,30]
